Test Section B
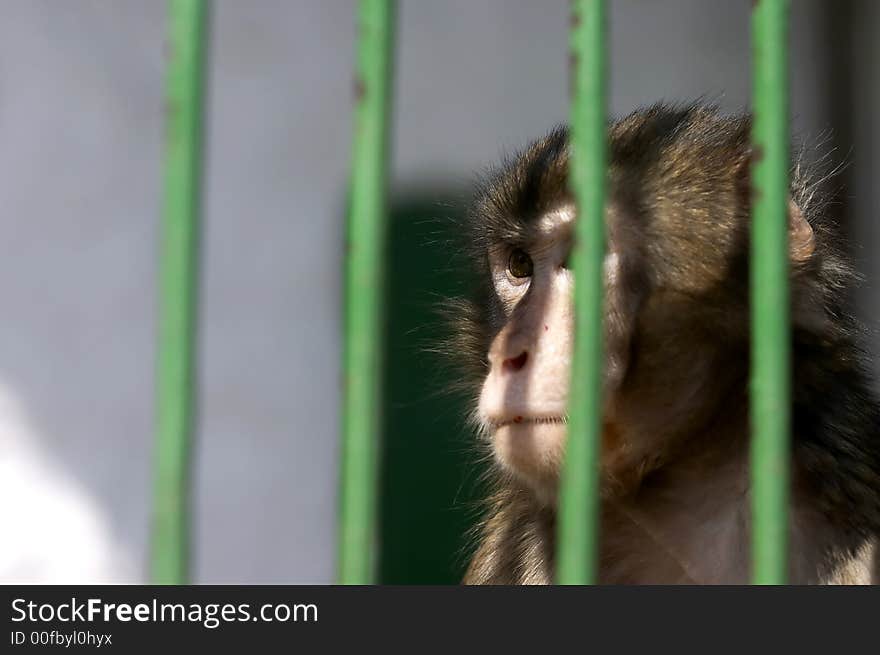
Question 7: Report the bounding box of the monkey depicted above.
[446,102,880,584]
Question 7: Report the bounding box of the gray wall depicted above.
[0,0,875,583]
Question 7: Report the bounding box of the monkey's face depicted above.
[478,206,591,499]
[476,203,641,502]
[468,106,821,503]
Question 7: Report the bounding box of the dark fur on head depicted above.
[445,102,880,584]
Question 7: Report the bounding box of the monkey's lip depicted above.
[488,415,568,429]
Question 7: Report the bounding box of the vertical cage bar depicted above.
[338,0,396,585]
[557,0,607,585]
[151,0,207,585]
[750,0,790,584]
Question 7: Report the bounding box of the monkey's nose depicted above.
[502,351,528,373]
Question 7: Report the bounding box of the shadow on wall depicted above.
[379,191,488,584]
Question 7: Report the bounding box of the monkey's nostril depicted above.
[502,351,528,373]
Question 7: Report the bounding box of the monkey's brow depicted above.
[483,226,566,260]
[486,215,556,241]
[516,216,574,245]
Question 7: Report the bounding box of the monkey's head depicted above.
[462,103,835,504]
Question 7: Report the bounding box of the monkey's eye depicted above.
[507,248,533,279]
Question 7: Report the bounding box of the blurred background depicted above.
[0,0,876,583]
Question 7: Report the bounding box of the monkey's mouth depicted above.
[489,415,568,429]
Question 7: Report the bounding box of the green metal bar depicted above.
[338,0,396,585]
[750,0,790,585]
[557,0,607,585]
[151,0,207,585]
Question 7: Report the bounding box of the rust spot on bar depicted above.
[354,77,366,103]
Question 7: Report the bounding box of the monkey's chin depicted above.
[490,420,566,505]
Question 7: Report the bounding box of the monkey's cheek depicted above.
[492,423,566,497]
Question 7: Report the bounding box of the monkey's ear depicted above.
[788,198,815,263]
[738,153,814,263]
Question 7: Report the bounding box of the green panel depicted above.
[151,0,207,585]
[378,196,487,584]
[750,0,791,585]
[556,0,607,585]
[338,0,397,585]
